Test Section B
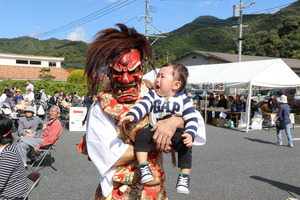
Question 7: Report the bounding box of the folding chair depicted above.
[31,137,60,171]
[23,171,43,200]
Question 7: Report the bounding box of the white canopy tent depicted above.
[143,59,300,132]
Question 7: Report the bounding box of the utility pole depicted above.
[233,0,256,62]
[145,0,149,39]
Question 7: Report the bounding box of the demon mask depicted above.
[109,49,143,103]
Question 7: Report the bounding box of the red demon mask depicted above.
[109,49,143,103]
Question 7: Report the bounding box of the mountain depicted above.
[0,36,88,69]
[0,0,299,68]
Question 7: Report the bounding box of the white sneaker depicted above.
[288,143,294,148]
[276,141,283,146]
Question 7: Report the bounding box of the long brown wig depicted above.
[85,24,155,94]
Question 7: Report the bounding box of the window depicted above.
[30,60,41,65]
[49,62,56,67]
[16,60,28,64]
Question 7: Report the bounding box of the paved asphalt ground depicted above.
[20,124,300,200]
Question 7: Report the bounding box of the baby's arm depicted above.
[182,133,193,147]
[118,115,135,126]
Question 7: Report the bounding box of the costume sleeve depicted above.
[86,102,129,197]
[182,96,198,139]
[193,110,206,146]
[127,90,154,123]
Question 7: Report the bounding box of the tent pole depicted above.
[246,82,253,133]
[205,91,208,124]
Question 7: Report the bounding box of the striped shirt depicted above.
[0,144,28,200]
[127,90,198,138]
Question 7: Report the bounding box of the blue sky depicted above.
[0,0,297,42]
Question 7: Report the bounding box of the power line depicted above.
[36,0,136,38]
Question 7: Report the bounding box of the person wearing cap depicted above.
[17,106,44,137]
[24,88,34,102]
[274,95,293,147]
[25,80,34,92]
[17,106,62,167]
[13,89,24,104]
[0,115,28,199]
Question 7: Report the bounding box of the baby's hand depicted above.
[118,115,134,126]
[182,133,193,147]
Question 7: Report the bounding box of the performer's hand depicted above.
[182,133,193,147]
[151,116,184,152]
[118,115,134,126]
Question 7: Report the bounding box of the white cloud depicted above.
[30,33,39,39]
[197,0,213,8]
[66,28,88,42]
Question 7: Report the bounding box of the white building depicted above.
[0,53,64,68]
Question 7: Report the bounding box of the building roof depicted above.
[0,65,69,81]
[0,52,65,61]
[0,65,110,83]
[175,51,300,69]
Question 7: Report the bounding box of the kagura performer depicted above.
[83,24,206,199]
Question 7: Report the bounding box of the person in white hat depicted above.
[17,106,44,137]
[275,95,293,147]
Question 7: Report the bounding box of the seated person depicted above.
[32,93,46,120]
[17,106,44,137]
[17,106,62,167]
[13,89,24,104]
[3,89,14,109]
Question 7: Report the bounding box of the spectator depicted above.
[32,93,47,120]
[227,95,235,111]
[17,106,44,137]
[268,95,278,113]
[0,89,10,103]
[17,106,62,167]
[234,95,243,112]
[24,89,34,102]
[193,91,202,110]
[68,93,80,107]
[275,95,293,147]
[213,95,219,107]
[25,80,34,92]
[40,89,47,102]
[0,115,28,199]
[13,89,24,104]
[250,100,259,118]
[208,93,215,107]
[217,94,228,109]
[83,91,96,110]
[3,89,14,109]
[49,91,59,107]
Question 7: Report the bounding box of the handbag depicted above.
[275,120,286,130]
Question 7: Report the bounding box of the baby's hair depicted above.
[160,62,189,92]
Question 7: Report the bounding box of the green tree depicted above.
[39,68,56,81]
[67,70,87,85]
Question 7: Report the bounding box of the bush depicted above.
[0,79,88,97]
